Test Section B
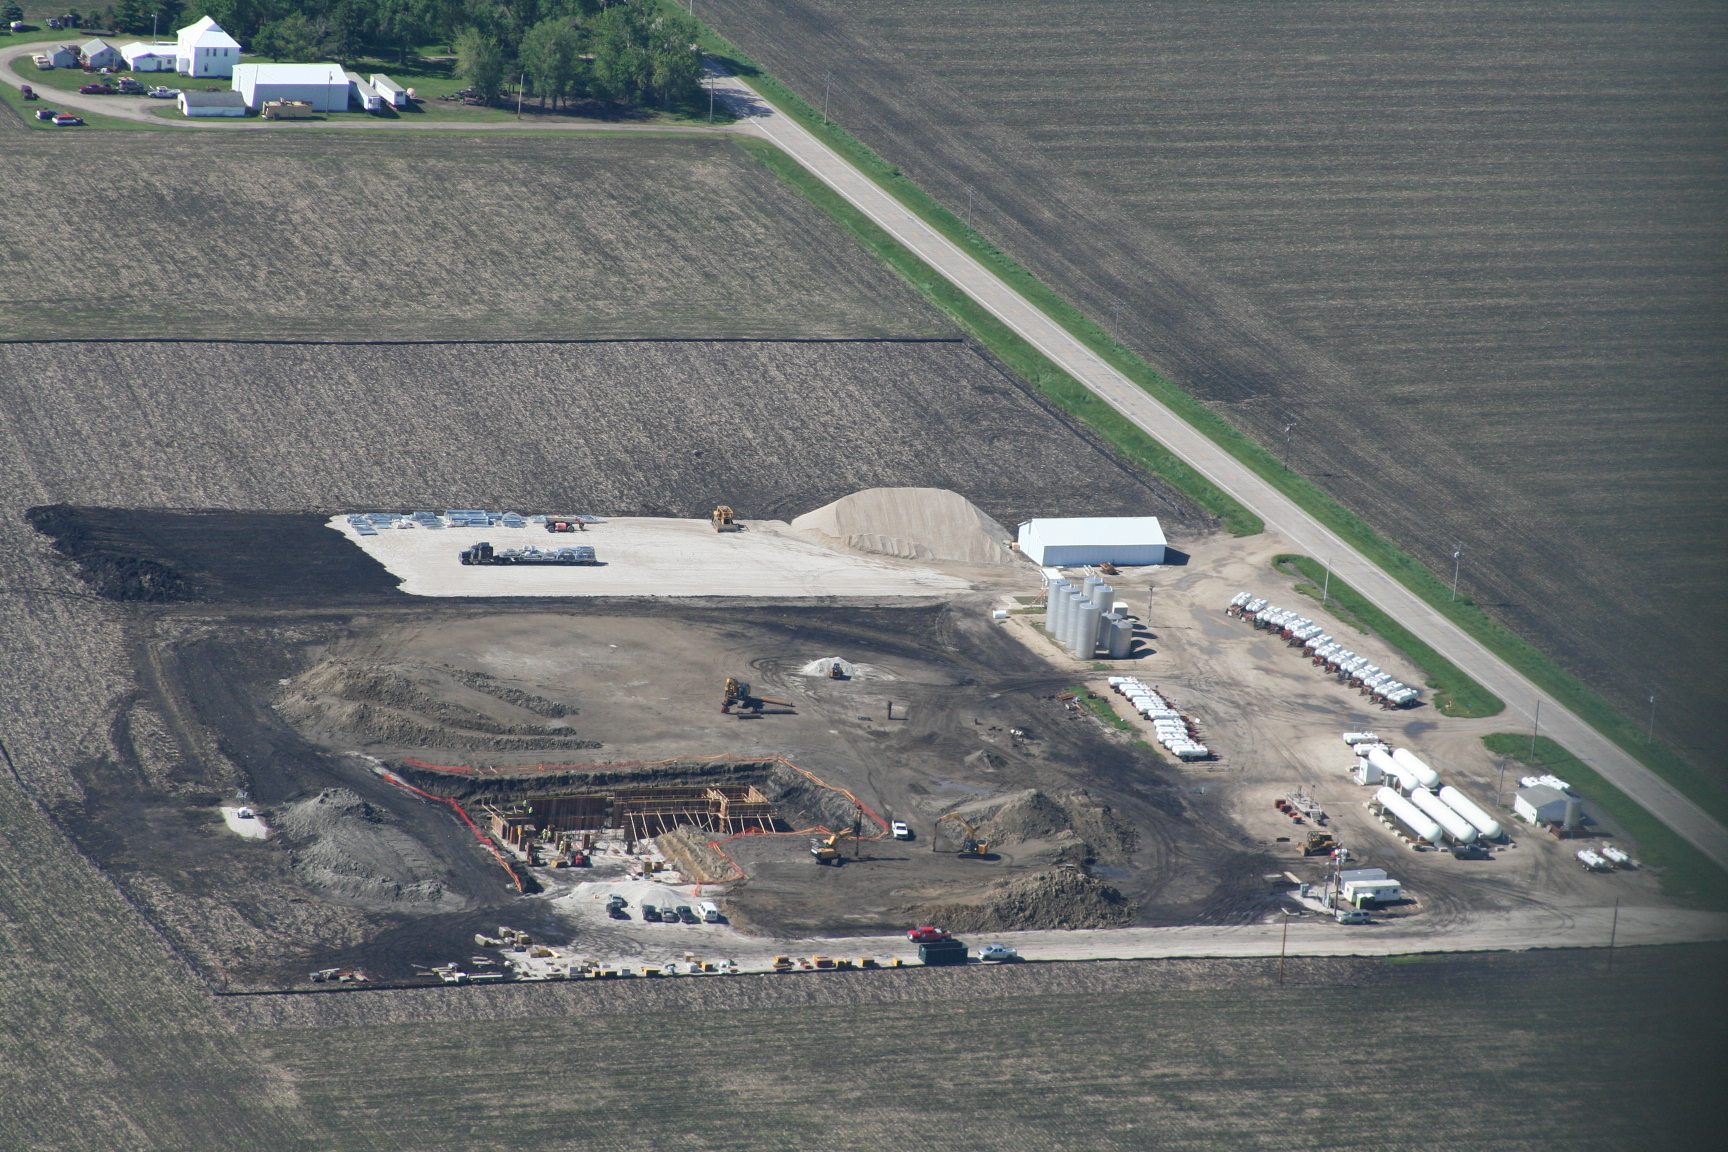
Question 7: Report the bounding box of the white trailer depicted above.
[370,73,408,106]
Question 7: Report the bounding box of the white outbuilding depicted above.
[1514,785,1576,826]
[121,42,179,72]
[176,15,242,78]
[233,63,351,112]
[178,89,247,117]
[1016,517,1167,567]
[82,39,123,69]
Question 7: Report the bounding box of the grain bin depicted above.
[1107,619,1133,659]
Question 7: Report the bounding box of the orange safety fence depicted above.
[375,769,528,893]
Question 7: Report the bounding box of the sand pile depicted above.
[791,487,1016,565]
[275,788,470,912]
[915,869,1137,931]
[794,657,894,680]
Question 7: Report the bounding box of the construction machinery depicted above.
[459,542,598,566]
[710,505,740,532]
[937,814,990,858]
[722,677,795,715]
[545,517,583,533]
[1299,830,1337,856]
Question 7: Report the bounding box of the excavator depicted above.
[722,677,796,715]
[710,505,741,532]
[810,813,863,864]
[937,813,990,858]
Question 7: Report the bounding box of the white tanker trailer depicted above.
[1438,785,1504,841]
[1374,786,1443,844]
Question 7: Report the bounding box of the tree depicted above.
[151,0,184,34]
[454,26,504,104]
[111,0,147,33]
[259,10,322,61]
[2,2,27,24]
[517,16,582,109]
[324,0,367,64]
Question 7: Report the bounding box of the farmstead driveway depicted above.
[705,64,1728,872]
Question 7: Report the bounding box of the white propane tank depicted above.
[1390,748,1442,790]
[1437,786,1504,841]
[1374,787,1442,844]
[1409,787,1477,843]
[1368,748,1416,792]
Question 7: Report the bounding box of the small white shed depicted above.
[121,42,178,72]
[1016,517,1167,567]
[179,89,247,117]
[1513,785,1573,825]
[43,44,79,68]
[82,39,123,69]
[370,73,408,107]
[233,63,351,112]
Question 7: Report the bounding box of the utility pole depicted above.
[1277,911,1289,986]
[1281,418,1297,468]
[1647,694,1657,742]
[707,77,713,123]
[1322,558,1331,605]
[1607,898,1619,973]
[1530,699,1542,762]
[1496,757,1507,805]
[1450,543,1465,602]
[822,70,831,123]
[516,74,524,119]
[966,184,975,229]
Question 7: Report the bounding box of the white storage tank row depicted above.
[1047,574,1133,659]
[1354,736,1504,844]
[1226,592,1421,708]
[1374,786,1443,844]
[1107,677,1210,760]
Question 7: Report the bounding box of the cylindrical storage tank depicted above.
[1048,581,1071,635]
[1082,576,1102,595]
[1437,786,1504,841]
[1563,798,1584,830]
[1410,787,1477,843]
[1090,583,1114,610]
[1074,602,1102,655]
[1108,619,1133,659]
[1368,748,1416,792]
[1374,786,1442,844]
[1062,593,1086,651]
[1390,748,1441,790]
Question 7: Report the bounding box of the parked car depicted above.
[1335,908,1371,925]
[19,84,35,100]
[675,906,699,924]
[52,115,84,126]
[117,78,145,94]
[640,904,662,922]
[606,904,629,920]
[78,83,113,94]
[146,86,175,98]
[907,926,950,943]
[891,821,912,840]
[33,55,52,69]
[35,108,57,120]
[977,944,1020,963]
[12,21,31,32]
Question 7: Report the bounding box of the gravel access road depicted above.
[706,64,1728,872]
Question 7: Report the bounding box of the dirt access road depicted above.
[705,65,1728,872]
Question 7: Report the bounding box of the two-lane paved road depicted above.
[707,64,1728,871]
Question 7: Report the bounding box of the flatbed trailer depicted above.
[459,542,599,566]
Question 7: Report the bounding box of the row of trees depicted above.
[455,2,702,109]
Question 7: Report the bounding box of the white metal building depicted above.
[82,39,122,69]
[233,63,351,112]
[1514,785,1573,825]
[179,89,247,117]
[42,44,78,68]
[176,16,241,77]
[121,42,178,71]
[1016,517,1167,567]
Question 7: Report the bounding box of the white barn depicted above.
[121,42,178,72]
[1016,517,1168,567]
[233,63,351,112]
[82,39,123,69]
[176,15,241,78]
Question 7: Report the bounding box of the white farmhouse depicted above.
[232,62,350,112]
[176,15,241,78]
[121,42,178,72]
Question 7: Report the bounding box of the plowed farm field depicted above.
[701,0,1728,776]
[0,132,945,343]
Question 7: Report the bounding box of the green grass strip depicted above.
[1274,554,1503,718]
[733,136,1256,533]
[690,13,1728,827]
[1483,734,1728,911]
[1068,686,1132,734]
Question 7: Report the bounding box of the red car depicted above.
[78,83,114,95]
[907,926,951,943]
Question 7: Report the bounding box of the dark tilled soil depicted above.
[701,0,1728,776]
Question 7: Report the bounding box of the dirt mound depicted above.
[915,869,1137,931]
[654,825,739,884]
[277,660,600,752]
[794,657,894,680]
[274,789,471,912]
[948,789,1138,866]
[791,487,1016,565]
[26,504,200,601]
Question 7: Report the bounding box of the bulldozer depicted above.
[710,505,740,532]
[1300,830,1338,857]
[937,813,990,858]
[722,677,796,715]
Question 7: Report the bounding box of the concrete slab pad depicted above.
[221,806,270,840]
[328,516,973,599]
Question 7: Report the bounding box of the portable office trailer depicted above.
[345,71,383,110]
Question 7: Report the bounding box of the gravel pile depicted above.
[791,487,1017,565]
[275,789,471,913]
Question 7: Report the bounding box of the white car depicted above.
[977,943,1019,963]
[891,821,912,840]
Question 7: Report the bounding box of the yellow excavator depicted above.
[937,813,990,858]
[710,505,740,532]
[809,830,846,865]
[722,677,796,715]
